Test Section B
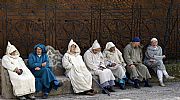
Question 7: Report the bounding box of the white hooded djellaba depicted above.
[103,42,126,79]
[2,42,35,96]
[62,40,92,93]
[84,40,115,87]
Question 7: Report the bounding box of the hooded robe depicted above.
[84,40,115,87]
[103,42,126,79]
[2,42,35,96]
[28,44,60,92]
[62,39,92,93]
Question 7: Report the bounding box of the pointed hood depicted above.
[33,43,47,54]
[105,42,116,50]
[67,39,81,55]
[6,41,20,58]
[91,40,101,49]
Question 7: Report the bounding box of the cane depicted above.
[92,76,111,96]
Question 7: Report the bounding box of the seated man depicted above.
[103,42,127,90]
[62,39,96,95]
[144,38,174,87]
[2,42,35,100]
[28,43,62,99]
[124,37,152,89]
[84,40,115,93]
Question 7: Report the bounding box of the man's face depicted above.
[151,41,158,47]
[132,42,140,47]
[36,47,42,55]
[10,50,16,56]
[92,48,101,54]
[70,44,76,53]
[109,47,115,52]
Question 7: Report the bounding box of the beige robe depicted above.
[84,40,115,84]
[103,42,126,79]
[123,43,151,81]
[62,40,92,93]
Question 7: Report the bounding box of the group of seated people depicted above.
[1,37,174,100]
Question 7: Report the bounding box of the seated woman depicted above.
[2,42,35,100]
[62,39,96,95]
[28,43,62,99]
[144,38,174,87]
[103,42,127,90]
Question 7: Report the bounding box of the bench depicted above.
[0,46,100,99]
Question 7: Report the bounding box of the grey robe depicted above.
[144,45,166,72]
[124,43,151,81]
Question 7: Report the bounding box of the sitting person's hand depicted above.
[129,64,135,69]
[35,67,41,71]
[42,62,46,67]
[15,68,23,75]
[111,63,116,67]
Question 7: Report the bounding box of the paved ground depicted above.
[22,82,180,100]
[1,82,180,100]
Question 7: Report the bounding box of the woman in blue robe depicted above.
[28,44,61,99]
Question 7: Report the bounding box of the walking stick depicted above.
[92,76,111,96]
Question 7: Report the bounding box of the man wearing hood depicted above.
[103,42,127,90]
[84,40,115,93]
[124,37,152,89]
[28,44,61,99]
[2,42,36,100]
[144,38,174,87]
[62,39,96,95]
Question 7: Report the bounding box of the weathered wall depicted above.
[0,0,179,60]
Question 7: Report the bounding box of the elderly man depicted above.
[62,39,96,95]
[84,40,115,93]
[28,44,62,99]
[103,42,127,90]
[124,37,152,89]
[2,42,35,100]
[144,38,174,87]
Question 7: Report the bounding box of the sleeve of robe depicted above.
[84,51,99,71]
[28,53,42,70]
[117,49,125,63]
[62,53,73,70]
[123,45,133,65]
[146,46,164,60]
[44,54,52,70]
[103,51,110,66]
[2,56,17,72]
[153,46,164,60]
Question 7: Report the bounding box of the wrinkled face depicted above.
[132,42,140,47]
[70,44,76,53]
[10,50,17,56]
[151,41,158,47]
[92,48,101,54]
[109,47,115,52]
[36,47,42,55]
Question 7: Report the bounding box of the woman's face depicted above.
[151,41,158,47]
[70,44,76,53]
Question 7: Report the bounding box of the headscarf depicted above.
[67,39,81,55]
[6,41,20,59]
[151,38,158,42]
